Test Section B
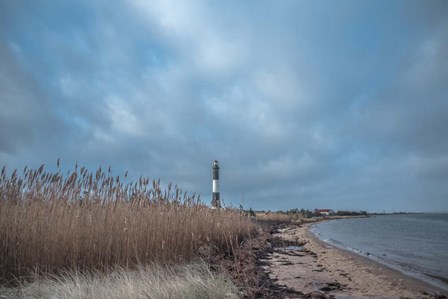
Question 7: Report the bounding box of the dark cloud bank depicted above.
[1,0,447,212]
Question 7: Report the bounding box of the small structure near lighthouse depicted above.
[211,160,221,208]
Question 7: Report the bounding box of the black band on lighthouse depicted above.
[212,160,220,208]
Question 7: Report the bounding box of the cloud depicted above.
[0,0,447,212]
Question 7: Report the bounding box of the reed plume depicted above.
[0,164,257,284]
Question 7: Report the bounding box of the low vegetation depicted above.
[254,211,302,223]
[0,164,258,286]
[1,262,238,299]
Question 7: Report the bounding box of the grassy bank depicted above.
[0,165,258,289]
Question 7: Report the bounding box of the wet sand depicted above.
[263,224,447,298]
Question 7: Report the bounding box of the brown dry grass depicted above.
[0,164,258,284]
[255,212,304,223]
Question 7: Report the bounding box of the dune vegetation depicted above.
[1,262,238,299]
[0,163,258,297]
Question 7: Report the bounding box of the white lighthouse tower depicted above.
[211,160,221,208]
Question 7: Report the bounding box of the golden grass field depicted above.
[0,164,258,294]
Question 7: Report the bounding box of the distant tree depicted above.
[336,210,367,216]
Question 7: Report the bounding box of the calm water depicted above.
[310,214,448,290]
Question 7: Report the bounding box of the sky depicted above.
[1,0,447,212]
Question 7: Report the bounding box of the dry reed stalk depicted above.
[0,164,258,284]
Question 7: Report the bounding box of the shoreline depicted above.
[263,221,447,298]
[308,220,448,292]
[305,223,448,294]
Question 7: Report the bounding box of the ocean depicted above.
[310,214,448,291]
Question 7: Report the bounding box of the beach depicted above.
[263,222,447,298]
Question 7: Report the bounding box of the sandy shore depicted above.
[262,223,447,298]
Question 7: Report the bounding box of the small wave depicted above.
[327,238,346,247]
[346,246,361,254]
[427,273,448,285]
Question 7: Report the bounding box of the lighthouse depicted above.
[211,160,221,208]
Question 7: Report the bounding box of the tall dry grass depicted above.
[0,164,258,284]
